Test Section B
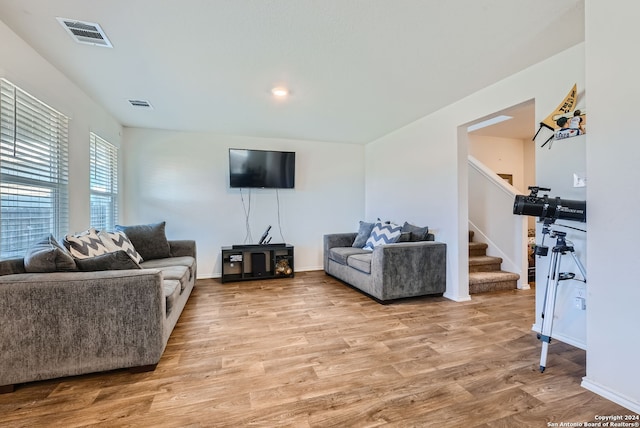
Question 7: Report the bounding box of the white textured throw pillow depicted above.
[98,230,144,264]
[64,228,110,259]
[363,221,402,251]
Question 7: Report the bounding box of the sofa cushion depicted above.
[402,222,430,242]
[347,253,372,274]
[363,221,402,251]
[116,222,171,261]
[158,266,189,292]
[98,230,144,264]
[163,279,181,315]
[64,228,110,259]
[329,247,370,266]
[140,256,194,269]
[140,256,196,281]
[352,221,374,248]
[24,234,78,273]
[75,250,142,272]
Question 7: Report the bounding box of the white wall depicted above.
[523,136,537,230]
[121,128,364,277]
[582,0,640,412]
[366,44,586,306]
[0,20,122,233]
[468,135,527,192]
[468,134,536,229]
[535,133,587,348]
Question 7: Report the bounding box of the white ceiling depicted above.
[467,99,536,141]
[0,1,584,144]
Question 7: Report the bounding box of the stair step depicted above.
[468,241,488,257]
[469,255,503,272]
[469,271,520,294]
[469,270,519,284]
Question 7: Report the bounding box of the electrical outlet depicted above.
[574,297,586,310]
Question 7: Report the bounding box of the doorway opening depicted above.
[466,99,537,287]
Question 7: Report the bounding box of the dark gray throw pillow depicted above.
[75,250,141,272]
[24,234,78,273]
[402,222,430,242]
[352,221,375,248]
[115,221,171,261]
[398,231,412,242]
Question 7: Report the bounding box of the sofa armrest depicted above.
[0,269,165,387]
[323,233,357,270]
[371,241,446,300]
[169,240,196,258]
[324,233,357,249]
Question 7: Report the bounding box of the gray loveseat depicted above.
[324,222,446,302]
[0,234,196,393]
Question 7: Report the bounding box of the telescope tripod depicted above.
[537,231,587,372]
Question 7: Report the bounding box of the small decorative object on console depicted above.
[275,258,292,276]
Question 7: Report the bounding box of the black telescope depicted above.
[513,186,586,223]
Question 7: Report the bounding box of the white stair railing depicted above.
[468,155,528,289]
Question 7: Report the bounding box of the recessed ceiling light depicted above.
[271,87,289,98]
[467,115,513,132]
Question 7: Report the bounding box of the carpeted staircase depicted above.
[468,230,519,294]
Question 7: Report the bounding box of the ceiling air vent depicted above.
[56,17,113,48]
[128,99,153,108]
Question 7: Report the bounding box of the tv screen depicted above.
[229,148,295,189]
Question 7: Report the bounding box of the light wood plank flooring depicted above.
[0,271,634,427]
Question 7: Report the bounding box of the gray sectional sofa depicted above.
[324,222,446,302]
[0,231,196,392]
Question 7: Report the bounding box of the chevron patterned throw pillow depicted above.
[99,230,144,264]
[64,228,110,259]
[363,221,402,251]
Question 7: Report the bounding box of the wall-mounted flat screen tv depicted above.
[229,148,295,189]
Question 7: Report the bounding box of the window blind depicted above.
[0,79,69,258]
[90,132,118,231]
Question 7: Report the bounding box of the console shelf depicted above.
[221,244,294,283]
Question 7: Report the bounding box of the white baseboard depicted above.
[581,378,640,413]
[196,273,217,279]
[531,323,586,350]
[297,266,324,272]
[444,291,471,302]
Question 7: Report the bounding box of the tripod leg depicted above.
[540,341,549,373]
[569,251,587,282]
[539,251,561,372]
[540,251,556,322]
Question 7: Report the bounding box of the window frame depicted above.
[89,132,118,231]
[0,78,69,258]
